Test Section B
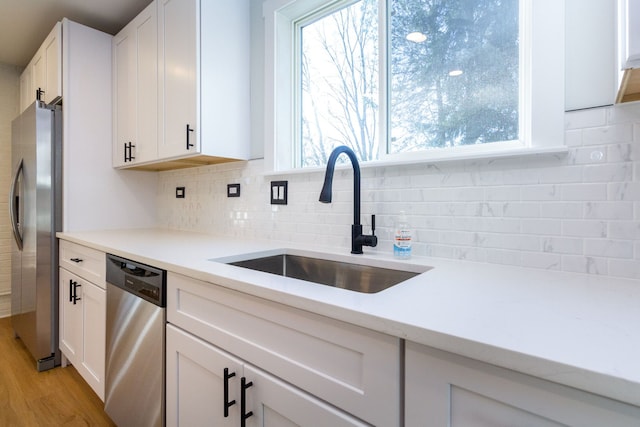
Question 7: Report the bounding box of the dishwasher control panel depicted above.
[106,254,166,307]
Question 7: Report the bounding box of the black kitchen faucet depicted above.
[319,145,377,254]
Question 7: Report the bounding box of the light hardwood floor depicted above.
[0,316,115,426]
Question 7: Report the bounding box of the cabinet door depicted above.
[25,23,61,107]
[166,324,242,427]
[158,0,198,159]
[113,29,134,167]
[59,268,83,364]
[19,65,33,113]
[243,365,368,427]
[81,281,106,400]
[135,4,158,163]
[32,49,46,101]
[43,23,62,104]
[405,342,640,427]
[113,3,158,167]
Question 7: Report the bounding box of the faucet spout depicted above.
[319,146,376,254]
[319,146,361,226]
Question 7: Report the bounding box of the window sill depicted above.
[264,145,569,176]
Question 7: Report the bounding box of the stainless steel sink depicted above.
[220,250,430,293]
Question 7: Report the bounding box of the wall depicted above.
[158,102,640,280]
[0,63,21,318]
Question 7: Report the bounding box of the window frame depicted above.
[263,0,566,173]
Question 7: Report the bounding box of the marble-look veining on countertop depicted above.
[156,102,640,280]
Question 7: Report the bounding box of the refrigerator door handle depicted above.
[9,159,23,250]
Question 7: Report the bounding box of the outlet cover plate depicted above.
[227,183,241,197]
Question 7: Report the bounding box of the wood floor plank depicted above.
[0,316,115,426]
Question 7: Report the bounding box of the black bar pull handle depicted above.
[70,258,83,263]
[223,368,236,417]
[36,88,44,101]
[186,124,194,150]
[240,377,253,427]
[124,142,136,162]
[72,281,82,305]
[69,279,74,302]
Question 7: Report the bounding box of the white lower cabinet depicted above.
[405,341,640,427]
[166,272,399,426]
[167,324,367,427]
[58,241,106,400]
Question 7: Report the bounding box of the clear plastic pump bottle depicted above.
[393,211,412,259]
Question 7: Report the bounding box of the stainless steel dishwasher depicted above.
[105,254,166,427]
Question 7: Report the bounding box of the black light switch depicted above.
[270,181,288,205]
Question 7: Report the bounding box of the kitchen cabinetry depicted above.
[112,2,158,167]
[166,273,399,426]
[167,325,367,427]
[58,240,106,400]
[617,0,640,102]
[19,22,62,112]
[405,341,640,427]
[112,0,249,171]
[565,0,616,110]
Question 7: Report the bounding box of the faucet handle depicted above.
[371,214,376,236]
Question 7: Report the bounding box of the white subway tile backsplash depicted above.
[158,104,640,280]
[607,143,638,162]
[562,255,608,275]
[584,239,634,259]
[520,185,560,201]
[609,221,640,240]
[582,123,633,146]
[522,219,562,236]
[608,182,640,201]
[585,202,634,220]
[562,220,607,238]
[561,183,607,201]
[539,202,583,219]
[542,237,583,255]
[583,163,633,183]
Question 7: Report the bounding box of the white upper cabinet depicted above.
[113,0,250,170]
[157,0,198,159]
[617,0,640,102]
[619,0,640,69]
[19,22,62,112]
[565,0,617,110]
[157,0,250,165]
[112,1,158,167]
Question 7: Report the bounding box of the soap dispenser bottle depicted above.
[393,211,412,259]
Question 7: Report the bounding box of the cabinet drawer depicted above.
[168,272,400,427]
[59,240,105,288]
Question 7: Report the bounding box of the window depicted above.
[264,0,564,171]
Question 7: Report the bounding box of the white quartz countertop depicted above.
[58,228,640,408]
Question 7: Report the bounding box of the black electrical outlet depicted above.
[176,187,185,198]
[270,181,288,205]
[227,183,241,197]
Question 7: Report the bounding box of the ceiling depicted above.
[0,0,153,67]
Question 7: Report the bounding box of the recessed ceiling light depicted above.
[406,32,427,43]
[448,69,463,77]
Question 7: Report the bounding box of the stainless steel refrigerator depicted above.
[9,101,62,371]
